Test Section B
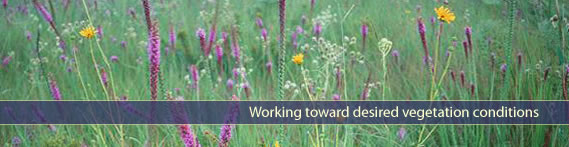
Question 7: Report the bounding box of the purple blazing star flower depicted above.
[417,18,429,61]
[361,24,368,40]
[190,65,199,88]
[26,30,32,41]
[256,18,263,28]
[110,56,118,62]
[460,71,466,86]
[12,136,21,146]
[2,56,12,67]
[332,94,340,100]
[97,25,103,39]
[147,25,161,100]
[465,27,472,52]
[313,22,322,37]
[178,125,201,147]
[59,55,67,62]
[207,27,216,54]
[296,26,304,34]
[261,28,268,41]
[222,32,228,42]
[226,79,234,91]
[392,49,399,63]
[121,41,127,49]
[397,127,407,141]
[232,68,239,79]
[462,40,469,59]
[100,68,108,87]
[291,32,298,49]
[215,45,223,63]
[266,61,272,74]
[49,77,62,100]
[196,28,208,55]
[169,25,176,49]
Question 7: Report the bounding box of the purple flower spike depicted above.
[215,45,223,63]
[397,127,407,141]
[232,68,239,79]
[33,1,53,24]
[97,25,103,39]
[222,32,228,42]
[26,30,32,41]
[313,22,322,37]
[332,94,340,101]
[460,71,466,87]
[100,68,108,88]
[169,25,176,49]
[465,27,472,52]
[501,64,507,73]
[110,56,118,62]
[256,18,263,28]
[196,28,208,55]
[226,79,234,91]
[208,27,217,54]
[266,61,273,74]
[296,26,304,34]
[147,26,161,100]
[291,32,298,49]
[121,41,127,49]
[59,55,67,62]
[12,136,21,146]
[49,77,62,100]
[417,18,429,60]
[178,125,201,147]
[190,65,199,88]
[462,40,469,59]
[361,24,368,40]
[2,56,11,67]
[392,50,399,63]
[261,28,268,41]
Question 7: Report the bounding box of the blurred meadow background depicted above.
[1,0,569,146]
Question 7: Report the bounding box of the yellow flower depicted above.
[434,6,456,23]
[79,26,97,39]
[292,53,304,65]
[274,141,280,147]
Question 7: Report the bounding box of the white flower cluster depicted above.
[313,37,346,67]
[61,20,87,37]
[284,80,300,94]
[313,5,338,28]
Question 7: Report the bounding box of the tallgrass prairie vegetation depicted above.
[1,0,569,146]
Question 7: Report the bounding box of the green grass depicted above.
[1,0,569,146]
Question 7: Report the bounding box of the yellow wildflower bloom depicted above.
[274,141,280,147]
[434,6,456,23]
[79,26,97,39]
[292,53,304,65]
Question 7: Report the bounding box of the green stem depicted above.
[72,47,89,99]
[81,0,117,99]
[430,23,444,100]
[88,41,109,99]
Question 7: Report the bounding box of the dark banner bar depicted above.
[1,101,568,124]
